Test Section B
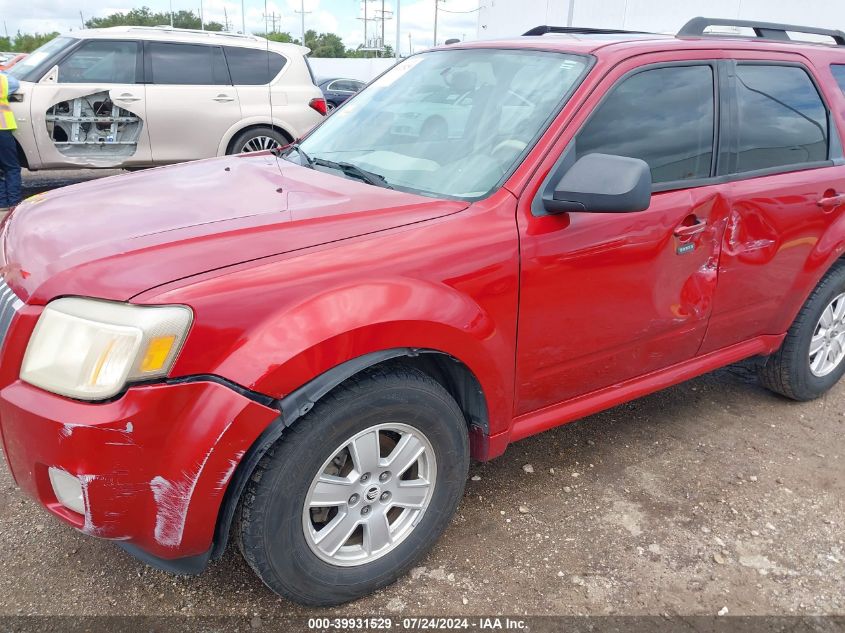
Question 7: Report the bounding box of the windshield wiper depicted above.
[312,157,393,190]
[282,143,314,168]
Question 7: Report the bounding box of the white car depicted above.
[6,26,326,170]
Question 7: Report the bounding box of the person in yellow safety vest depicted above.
[0,71,21,215]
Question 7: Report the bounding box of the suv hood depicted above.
[1,153,467,304]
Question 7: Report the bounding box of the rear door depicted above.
[28,39,152,168]
[700,55,845,354]
[515,55,729,415]
[144,41,241,163]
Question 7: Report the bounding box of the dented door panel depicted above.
[700,166,845,352]
[30,83,152,168]
[515,187,727,414]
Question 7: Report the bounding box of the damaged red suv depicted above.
[3,17,845,606]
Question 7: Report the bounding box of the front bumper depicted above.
[0,378,279,562]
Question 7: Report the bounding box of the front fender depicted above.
[178,278,513,437]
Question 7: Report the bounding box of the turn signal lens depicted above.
[140,335,177,373]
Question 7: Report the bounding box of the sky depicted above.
[0,0,481,53]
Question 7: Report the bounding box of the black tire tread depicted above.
[235,364,468,606]
[759,260,845,400]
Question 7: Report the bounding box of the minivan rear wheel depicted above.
[235,366,470,606]
[230,127,290,154]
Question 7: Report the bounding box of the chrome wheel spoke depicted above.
[811,345,829,374]
[385,433,425,476]
[364,511,392,555]
[820,305,835,328]
[392,481,431,509]
[833,297,845,322]
[810,332,827,356]
[309,474,354,507]
[314,510,359,557]
[349,429,380,473]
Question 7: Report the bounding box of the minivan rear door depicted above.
[144,41,242,163]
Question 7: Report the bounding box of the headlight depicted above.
[21,298,193,401]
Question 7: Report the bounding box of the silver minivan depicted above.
[6,26,326,170]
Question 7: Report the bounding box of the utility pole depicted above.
[241,0,246,33]
[408,32,412,55]
[433,0,438,47]
[566,0,575,27]
[79,11,85,29]
[169,0,174,27]
[200,0,205,30]
[263,11,280,32]
[394,0,400,60]
[295,0,311,45]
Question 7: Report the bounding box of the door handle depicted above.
[674,218,707,239]
[213,94,235,102]
[817,192,845,212]
[113,93,140,102]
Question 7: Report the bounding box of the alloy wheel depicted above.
[241,135,283,153]
[302,423,437,566]
[809,292,845,377]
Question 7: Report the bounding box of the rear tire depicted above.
[236,366,470,606]
[229,127,290,154]
[759,261,845,400]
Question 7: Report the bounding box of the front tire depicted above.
[236,366,470,606]
[760,261,845,400]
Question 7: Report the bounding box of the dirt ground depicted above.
[0,171,842,620]
[0,360,842,619]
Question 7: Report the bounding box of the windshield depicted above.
[293,48,589,199]
[8,37,76,80]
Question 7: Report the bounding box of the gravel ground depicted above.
[1,170,843,620]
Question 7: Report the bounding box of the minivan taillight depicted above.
[309,97,327,116]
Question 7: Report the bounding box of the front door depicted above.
[30,39,152,168]
[515,58,727,415]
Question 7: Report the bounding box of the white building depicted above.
[476,0,845,41]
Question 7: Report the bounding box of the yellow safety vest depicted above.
[0,74,17,131]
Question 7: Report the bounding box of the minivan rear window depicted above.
[224,47,287,85]
[148,42,230,85]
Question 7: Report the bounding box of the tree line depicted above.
[2,7,393,57]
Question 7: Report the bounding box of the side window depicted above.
[148,42,229,85]
[57,40,139,84]
[224,47,287,85]
[833,65,845,95]
[576,65,715,184]
[351,81,365,92]
[732,65,828,174]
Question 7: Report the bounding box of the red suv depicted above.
[2,17,845,606]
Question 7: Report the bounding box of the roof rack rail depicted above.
[677,17,845,45]
[522,25,649,37]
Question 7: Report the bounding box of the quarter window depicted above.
[830,64,845,96]
[223,47,287,85]
[732,65,828,174]
[148,42,230,85]
[57,40,139,84]
[575,65,715,184]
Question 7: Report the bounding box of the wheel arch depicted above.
[221,121,295,155]
[210,347,490,561]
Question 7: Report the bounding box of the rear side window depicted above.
[224,47,287,85]
[732,65,828,174]
[575,65,715,184]
[148,42,230,85]
[831,64,845,95]
[57,40,139,84]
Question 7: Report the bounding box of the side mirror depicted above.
[542,153,651,214]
